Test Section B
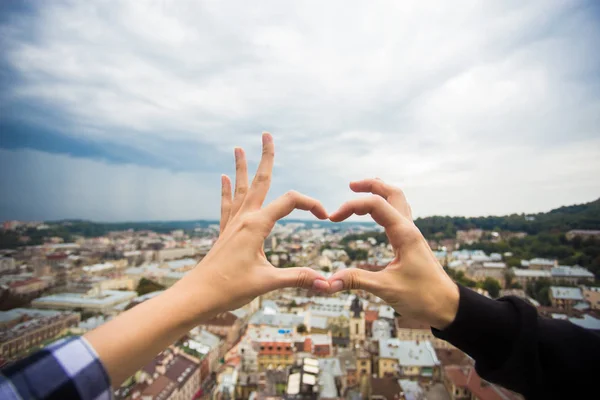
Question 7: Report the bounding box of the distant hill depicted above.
[415,198,600,238]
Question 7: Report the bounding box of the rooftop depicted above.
[568,315,600,331]
[163,258,197,270]
[249,311,304,328]
[482,262,506,269]
[32,290,137,306]
[550,287,584,301]
[551,266,594,279]
[82,262,115,273]
[511,268,551,278]
[379,339,440,367]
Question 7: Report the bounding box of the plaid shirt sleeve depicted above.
[0,336,112,400]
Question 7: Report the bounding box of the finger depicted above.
[219,175,232,234]
[329,195,402,229]
[229,147,249,220]
[270,267,330,292]
[327,268,382,294]
[261,191,328,222]
[244,132,275,209]
[350,178,412,219]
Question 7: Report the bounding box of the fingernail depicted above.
[234,147,242,158]
[330,280,344,292]
[262,132,272,143]
[312,280,329,292]
[313,279,329,292]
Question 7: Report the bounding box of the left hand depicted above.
[174,133,330,320]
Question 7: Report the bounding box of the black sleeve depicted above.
[432,284,600,400]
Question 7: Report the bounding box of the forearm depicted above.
[84,282,209,386]
[432,285,600,398]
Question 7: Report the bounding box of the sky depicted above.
[1,0,599,222]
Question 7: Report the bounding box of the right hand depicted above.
[174,133,330,321]
[327,178,459,330]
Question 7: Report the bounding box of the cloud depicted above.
[1,0,599,220]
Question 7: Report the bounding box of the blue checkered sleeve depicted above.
[0,336,112,400]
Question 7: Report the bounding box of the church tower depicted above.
[349,295,366,347]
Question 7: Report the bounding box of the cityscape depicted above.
[1,1,599,399]
[1,198,599,400]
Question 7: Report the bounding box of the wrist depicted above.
[160,280,216,329]
[429,279,460,330]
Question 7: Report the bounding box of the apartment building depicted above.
[0,309,80,360]
[549,286,584,310]
[378,339,440,381]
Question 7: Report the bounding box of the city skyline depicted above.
[1,1,600,221]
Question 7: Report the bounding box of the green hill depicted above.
[415,198,600,238]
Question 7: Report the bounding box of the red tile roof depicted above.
[365,310,379,322]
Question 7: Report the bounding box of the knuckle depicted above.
[284,190,299,202]
[296,268,310,288]
[262,148,275,157]
[235,186,248,195]
[254,172,271,184]
[372,195,386,207]
[348,270,362,290]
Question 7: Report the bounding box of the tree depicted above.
[482,277,501,298]
[297,323,307,334]
[526,278,552,306]
[345,247,368,261]
[136,278,165,296]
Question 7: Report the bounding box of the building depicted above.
[81,260,127,275]
[567,314,600,332]
[566,230,600,240]
[32,289,137,313]
[156,247,196,262]
[369,377,402,400]
[395,317,453,350]
[119,347,201,400]
[511,268,551,288]
[310,334,333,358]
[549,287,584,310]
[0,308,80,361]
[371,319,391,342]
[582,287,600,310]
[550,266,594,284]
[466,262,506,286]
[68,275,135,294]
[526,258,556,270]
[200,311,244,349]
[249,311,304,330]
[258,339,295,371]
[285,358,320,400]
[349,296,366,346]
[443,365,522,400]
[378,339,440,380]
[0,256,16,273]
[7,277,49,297]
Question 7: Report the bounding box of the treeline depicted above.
[415,198,600,238]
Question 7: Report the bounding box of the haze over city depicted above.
[1,0,599,222]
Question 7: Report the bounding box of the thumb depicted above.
[271,267,330,291]
[327,268,382,294]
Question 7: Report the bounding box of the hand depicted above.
[326,178,459,329]
[174,133,330,320]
